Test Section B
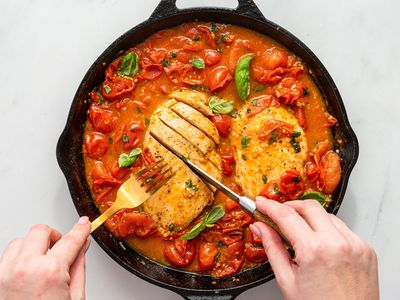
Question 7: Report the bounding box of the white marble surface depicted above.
[0,0,399,299]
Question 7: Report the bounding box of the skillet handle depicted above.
[149,0,266,22]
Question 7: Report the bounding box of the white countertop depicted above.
[0,0,399,299]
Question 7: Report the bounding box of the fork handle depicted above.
[90,204,121,233]
[253,209,292,247]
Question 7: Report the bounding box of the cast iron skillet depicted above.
[56,0,359,299]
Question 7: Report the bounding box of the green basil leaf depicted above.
[299,191,326,201]
[235,54,254,101]
[118,52,139,77]
[205,205,225,224]
[181,221,206,240]
[190,58,205,69]
[208,96,234,114]
[118,148,142,167]
[103,84,111,94]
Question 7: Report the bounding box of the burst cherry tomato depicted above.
[164,239,196,267]
[279,170,305,200]
[84,132,109,159]
[116,210,157,238]
[212,241,244,278]
[208,66,233,92]
[244,243,267,263]
[210,114,232,137]
[197,242,218,271]
[221,154,235,176]
[91,161,120,192]
[101,77,134,101]
[89,105,116,133]
[259,181,284,202]
[204,49,222,67]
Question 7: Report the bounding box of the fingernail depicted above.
[77,216,89,225]
[250,223,261,237]
[84,239,91,252]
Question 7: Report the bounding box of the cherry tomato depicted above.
[274,77,304,106]
[210,114,232,137]
[246,95,280,118]
[181,67,207,86]
[101,76,134,101]
[220,183,241,211]
[221,154,235,177]
[197,25,216,48]
[140,63,163,80]
[244,243,267,263]
[148,48,167,63]
[320,151,341,194]
[91,161,120,192]
[89,105,117,133]
[110,161,130,180]
[258,119,294,142]
[204,49,222,67]
[116,210,157,238]
[259,181,283,202]
[164,239,196,267]
[175,50,191,64]
[119,121,146,151]
[208,66,233,92]
[259,47,288,70]
[294,104,308,129]
[279,170,305,200]
[197,242,218,271]
[84,132,109,159]
[212,241,244,278]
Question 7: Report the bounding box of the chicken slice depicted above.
[169,89,212,116]
[171,102,219,144]
[156,105,220,168]
[142,134,214,236]
[231,105,308,199]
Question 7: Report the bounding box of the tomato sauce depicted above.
[83,22,340,277]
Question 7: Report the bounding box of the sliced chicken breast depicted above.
[169,89,213,116]
[231,105,308,199]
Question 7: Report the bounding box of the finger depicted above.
[0,238,24,266]
[19,224,62,257]
[255,197,313,247]
[69,240,90,300]
[329,214,359,240]
[49,216,91,267]
[250,223,294,284]
[283,200,337,232]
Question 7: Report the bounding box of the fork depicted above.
[90,160,173,233]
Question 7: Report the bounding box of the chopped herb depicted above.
[118,148,142,167]
[117,52,139,77]
[130,125,136,132]
[192,36,200,42]
[190,84,199,90]
[290,139,301,153]
[136,107,142,114]
[121,133,130,143]
[215,247,221,262]
[241,136,250,149]
[170,51,177,59]
[144,118,150,125]
[262,174,267,184]
[214,36,219,42]
[241,154,247,161]
[235,54,254,101]
[208,96,234,114]
[230,110,240,118]
[217,241,226,247]
[216,45,223,53]
[201,84,208,91]
[103,84,111,94]
[185,179,198,192]
[211,23,218,34]
[169,223,175,232]
[247,108,252,113]
[161,59,169,67]
[95,92,105,104]
[182,205,225,240]
[269,130,278,144]
[292,131,301,138]
[251,99,258,106]
[253,84,266,92]
[273,183,279,193]
[190,58,205,69]
[108,136,113,144]
[292,175,301,183]
[302,87,309,96]
[221,34,227,43]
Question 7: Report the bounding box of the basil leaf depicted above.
[208,96,234,114]
[241,136,249,149]
[181,221,206,240]
[299,191,326,201]
[235,54,254,101]
[190,58,205,69]
[103,84,111,94]
[205,205,225,224]
[118,148,142,167]
[181,205,225,240]
[118,52,139,77]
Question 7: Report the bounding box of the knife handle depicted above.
[253,209,292,247]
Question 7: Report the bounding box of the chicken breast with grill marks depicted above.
[231,105,308,199]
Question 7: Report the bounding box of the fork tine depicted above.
[142,166,172,191]
[148,172,174,195]
[134,159,163,179]
[139,163,168,185]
